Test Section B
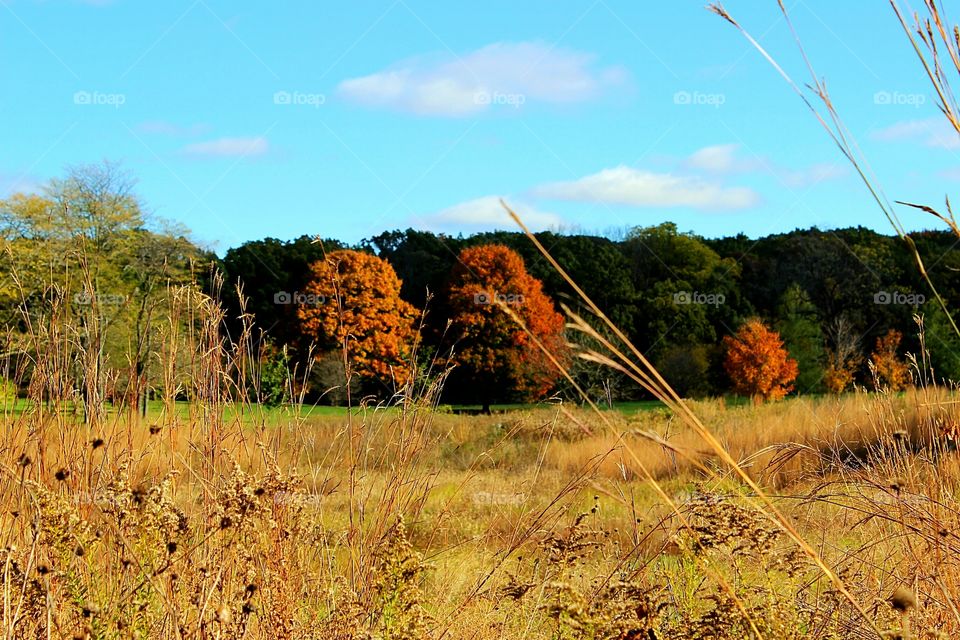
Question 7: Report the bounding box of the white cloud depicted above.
[872,117,960,149]
[338,41,628,117]
[182,137,269,158]
[534,166,760,210]
[420,196,563,231]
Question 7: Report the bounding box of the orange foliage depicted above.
[297,250,418,384]
[445,244,566,404]
[869,329,910,391]
[823,357,857,394]
[723,319,799,402]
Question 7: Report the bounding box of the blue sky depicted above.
[0,0,955,253]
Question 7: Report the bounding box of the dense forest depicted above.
[3,164,957,408]
[214,224,960,404]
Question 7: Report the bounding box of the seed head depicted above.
[889,586,918,612]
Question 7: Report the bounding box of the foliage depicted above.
[776,285,826,394]
[562,317,632,406]
[869,329,910,391]
[298,250,419,387]
[309,351,361,406]
[723,319,798,401]
[256,345,289,407]
[220,235,345,350]
[214,222,960,401]
[443,244,566,410]
[622,223,745,356]
[0,377,16,404]
[363,229,463,311]
[823,358,857,395]
[823,315,863,395]
[0,162,205,420]
[655,344,712,399]
[920,302,960,385]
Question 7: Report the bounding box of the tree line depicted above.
[2,163,957,410]
[220,224,960,406]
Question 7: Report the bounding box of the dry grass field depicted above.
[4,367,960,639]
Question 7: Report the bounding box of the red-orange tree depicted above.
[444,244,565,411]
[297,250,418,386]
[723,319,799,402]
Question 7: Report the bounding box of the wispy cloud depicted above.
[682,143,845,188]
[872,117,960,149]
[778,163,846,189]
[938,167,960,181]
[683,144,763,174]
[0,172,42,196]
[337,41,628,117]
[137,120,210,137]
[181,136,269,158]
[419,195,563,231]
[534,166,759,210]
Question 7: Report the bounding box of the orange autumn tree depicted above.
[723,318,799,402]
[823,357,857,394]
[298,250,418,388]
[869,329,910,391]
[445,244,566,412]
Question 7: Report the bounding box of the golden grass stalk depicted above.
[709,1,960,337]
[503,200,886,639]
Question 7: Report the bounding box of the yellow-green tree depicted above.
[0,163,203,422]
